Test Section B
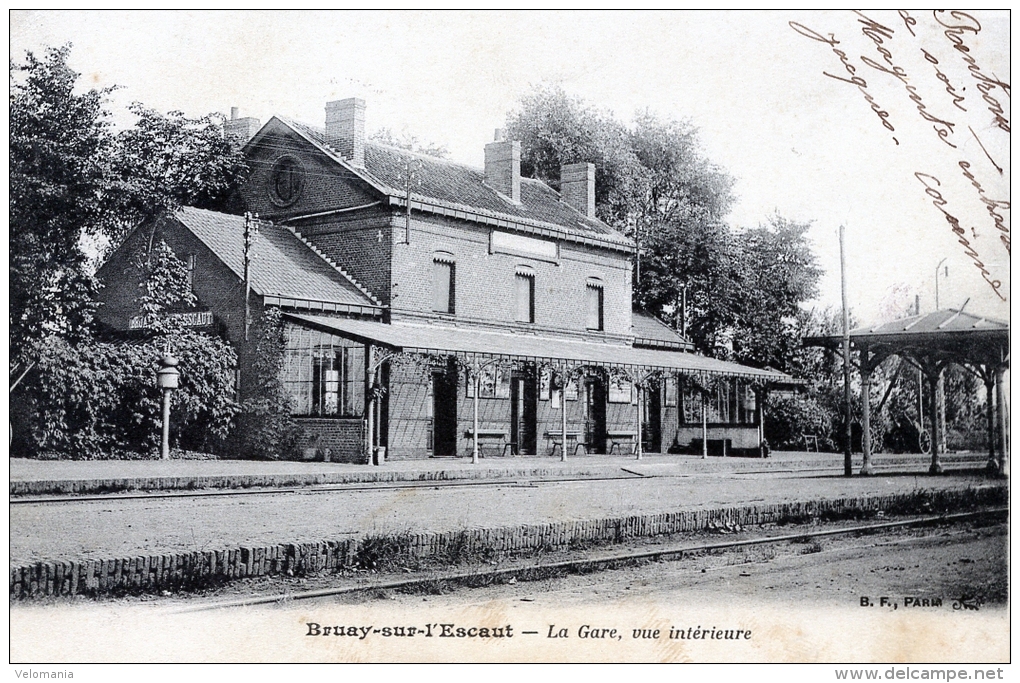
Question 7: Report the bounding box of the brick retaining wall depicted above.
[10,484,1005,599]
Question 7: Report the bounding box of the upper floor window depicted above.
[432,258,456,314]
[586,282,604,331]
[515,271,535,323]
[186,254,196,292]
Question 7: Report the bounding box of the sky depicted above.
[10,10,1011,324]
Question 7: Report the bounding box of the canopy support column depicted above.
[472,371,480,465]
[635,382,643,461]
[701,391,708,459]
[365,344,375,465]
[996,367,1008,477]
[860,345,875,476]
[927,368,944,474]
[984,374,997,472]
[560,371,568,462]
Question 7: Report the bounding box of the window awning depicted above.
[284,313,790,382]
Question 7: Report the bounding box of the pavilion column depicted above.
[927,369,944,474]
[860,346,875,476]
[996,367,1008,477]
[984,374,997,472]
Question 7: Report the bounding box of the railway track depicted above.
[171,506,1007,613]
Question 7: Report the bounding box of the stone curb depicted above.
[10,483,1005,600]
[10,453,988,496]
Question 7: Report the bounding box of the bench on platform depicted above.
[606,430,638,454]
[544,430,585,456]
[465,429,510,457]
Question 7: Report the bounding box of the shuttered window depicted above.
[515,273,535,323]
[586,283,604,331]
[432,260,455,314]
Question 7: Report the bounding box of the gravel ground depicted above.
[10,470,999,565]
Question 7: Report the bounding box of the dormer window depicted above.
[586,279,604,331]
[515,267,535,323]
[432,255,456,314]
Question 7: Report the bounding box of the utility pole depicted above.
[243,212,259,341]
[934,259,948,455]
[840,225,852,477]
[401,161,420,244]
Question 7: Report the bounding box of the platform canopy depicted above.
[803,308,1008,368]
[804,308,1009,476]
[284,312,790,382]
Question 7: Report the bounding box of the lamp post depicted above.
[156,353,180,460]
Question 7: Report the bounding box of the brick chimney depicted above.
[484,129,521,203]
[223,107,261,145]
[560,162,595,219]
[325,98,366,167]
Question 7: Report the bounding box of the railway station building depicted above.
[97,99,788,463]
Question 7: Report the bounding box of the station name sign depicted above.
[128,311,214,330]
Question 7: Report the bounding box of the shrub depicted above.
[12,330,237,459]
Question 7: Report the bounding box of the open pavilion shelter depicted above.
[805,309,1009,476]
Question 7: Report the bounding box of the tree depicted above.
[107,103,249,243]
[730,214,821,371]
[511,88,830,366]
[369,127,449,159]
[10,44,113,363]
[506,86,646,226]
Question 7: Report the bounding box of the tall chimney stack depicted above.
[560,162,595,218]
[484,129,521,203]
[223,107,261,145]
[325,98,366,168]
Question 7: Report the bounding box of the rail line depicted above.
[10,460,988,505]
[171,506,1007,613]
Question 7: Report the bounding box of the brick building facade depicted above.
[97,99,787,463]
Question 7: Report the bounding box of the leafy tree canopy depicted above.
[10,44,249,364]
[10,44,112,358]
[369,126,449,159]
[506,86,818,370]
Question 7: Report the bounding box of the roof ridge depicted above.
[272,117,633,249]
[283,224,383,306]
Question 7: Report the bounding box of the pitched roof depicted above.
[854,309,1008,336]
[804,309,1008,346]
[175,206,380,311]
[632,310,694,351]
[272,118,635,252]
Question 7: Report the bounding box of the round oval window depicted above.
[270,155,304,206]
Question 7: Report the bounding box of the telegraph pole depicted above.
[840,225,852,477]
[243,212,259,341]
[402,161,420,244]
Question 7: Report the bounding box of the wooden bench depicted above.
[465,429,510,457]
[544,430,584,456]
[606,430,638,454]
